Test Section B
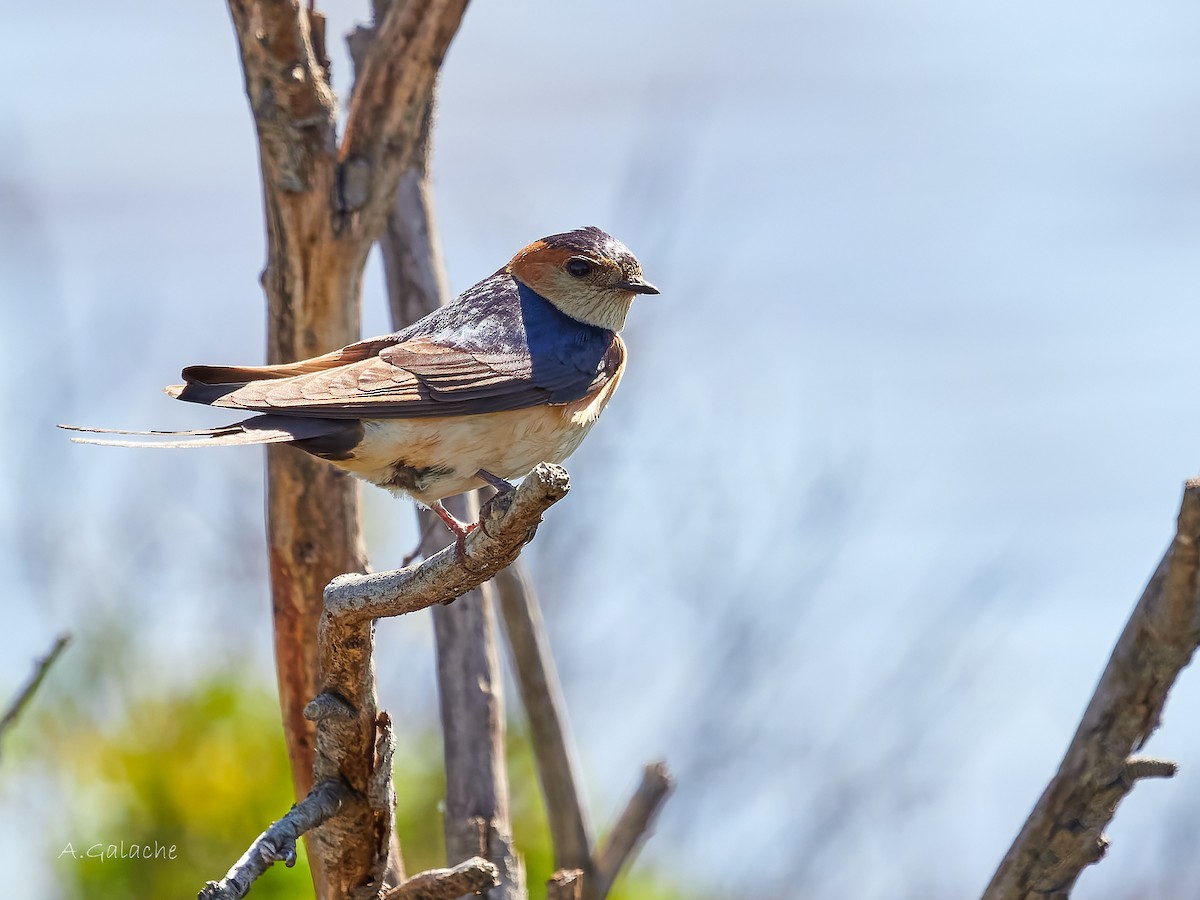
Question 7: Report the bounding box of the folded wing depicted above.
[168,333,625,420]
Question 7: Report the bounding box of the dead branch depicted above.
[0,633,70,760]
[590,763,673,899]
[495,564,593,873]
[222,0,470,892]
[299,464,566,898]
[339,0,469,243]
[383,856,499,900]
[225,0,368,824]
[431,559,523,897]
[546,869,584,900]
[983,478,1200,898]
[200,779,352,900]
[322,466,570,625]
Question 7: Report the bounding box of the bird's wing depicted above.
[179,333,625,420]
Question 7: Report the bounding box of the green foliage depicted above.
[15,662,690,899]
[50,676,311,899]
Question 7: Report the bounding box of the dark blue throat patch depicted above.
[396,273,616,405]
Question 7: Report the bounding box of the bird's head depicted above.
[507,226,658,331]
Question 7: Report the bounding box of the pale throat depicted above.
[551,289,635,332]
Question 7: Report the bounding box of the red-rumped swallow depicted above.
[64,227,658,548]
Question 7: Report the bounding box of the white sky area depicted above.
[4,1,1200,898]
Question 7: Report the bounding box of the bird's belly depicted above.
[332,377,620,504]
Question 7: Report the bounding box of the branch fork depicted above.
[202,464,570,898]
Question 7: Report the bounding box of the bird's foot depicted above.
[476,469,517,533]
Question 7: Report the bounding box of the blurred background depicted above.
[4,1,1200,897]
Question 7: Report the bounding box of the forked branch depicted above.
[201,465,569,898]
[984,478,1200,898]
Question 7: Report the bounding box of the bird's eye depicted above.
[566,258,593,278]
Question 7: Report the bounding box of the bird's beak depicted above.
[616,278,660,295]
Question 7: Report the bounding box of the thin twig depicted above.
[0,633,70,758]
[984,478,1200,898]
[199,779,351,900]
[496,563,593,872]
[383,856,499,899]
[590,763,673,899]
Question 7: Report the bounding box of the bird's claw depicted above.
[454,522,478,558]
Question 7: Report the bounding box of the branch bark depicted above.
[590,763,673,900]
[546,869,584,900]
[983,478,1200,899]
[495,564,593,873]
[225,2,365,826]
[302,464,566,897]
[382,857,499,900]
[223,1,469,894]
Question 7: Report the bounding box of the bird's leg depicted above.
[476,468,516,495]
[430,500,476,556]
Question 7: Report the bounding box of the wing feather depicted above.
[201,333,624,420]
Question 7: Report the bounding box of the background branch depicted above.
[590,763,674,900]
[200,778,351,900]
[984,478,1200,898]
[382,856,499,900]
[495,564,593,874]
[0,632,69,760]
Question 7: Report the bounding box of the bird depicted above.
[63,226,658,552]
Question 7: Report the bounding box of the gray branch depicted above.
[0,632,69,760]
[383,856,499,900]
[323,466,570,625]
[984,478,1200,898]
[496,563,593,872]
[199,779,351,900]
[590,763,674,900]
[546,868,585,900]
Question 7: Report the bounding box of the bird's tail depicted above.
[59,414,353,450]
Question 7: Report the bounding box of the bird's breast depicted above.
[330,371,623,504]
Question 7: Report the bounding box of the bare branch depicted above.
[199,778,351,900]
[984,478,1200,898]
[547,869,585,900]
[496,563,593,872]
[432,567,523,897]
[225,0,337,195]
[322,465,570,625]
[307,466,565,898]
[383,856,499,900]
[0,633,69,759]
[590,763,674,899]
[224,2,368,836]
[339,0,469,241]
